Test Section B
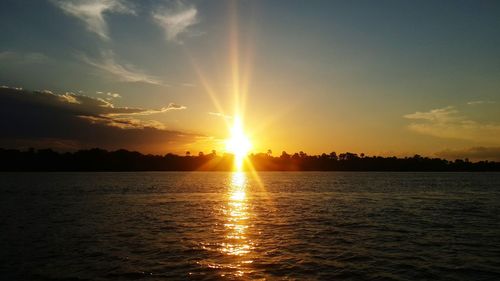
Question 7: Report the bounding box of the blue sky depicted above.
[1,0,499,160]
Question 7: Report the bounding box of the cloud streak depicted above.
[106,92,121,98]
[80,51,164,85]
[467,100,496,105]
[48,90,186,118]
[52,0,134,40]
[105,102,186,117]
[404,106,500,144]
[208,112,232,120]
[153,1,198,42]
[436,147,500,162]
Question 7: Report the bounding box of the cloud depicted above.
[1,87,184,121]
[0,51,49,64]
[467,100,496,105]
[165,103,186,110]
[52,0,134,40]
[105,102,186,117]
[153,1,199,42]
[80,50,164,85]
[59,92,81,104]
[436,147,500,162]
[0,87,195,153]
[106,92,121,98]
[208,112,232,120]
[404,106,500,144]
[59,91,185,117]
[97,92,122,100]
[403,106,459,122]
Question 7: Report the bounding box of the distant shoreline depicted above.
[1,170,499,173]
[1,148,499,172]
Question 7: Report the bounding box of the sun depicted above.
[226,116,252,170]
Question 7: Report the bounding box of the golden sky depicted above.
[1,1,499,160]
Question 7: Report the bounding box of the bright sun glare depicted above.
[226,116,252,170]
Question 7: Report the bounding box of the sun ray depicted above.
[182,1,265,178]
[185,51,232,130]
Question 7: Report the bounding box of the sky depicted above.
[1,0,500,160]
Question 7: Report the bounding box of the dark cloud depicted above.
[436,147,500,162]
[0,87,199,153]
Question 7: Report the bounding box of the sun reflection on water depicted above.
[196,172,255,278]
[220,171,253,276]
[224,172,251,256]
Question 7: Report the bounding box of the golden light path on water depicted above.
[220,171,252,277]
[194,171,255,278]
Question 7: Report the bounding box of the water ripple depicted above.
[1,172,500,280]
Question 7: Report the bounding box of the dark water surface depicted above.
[1,172,500,280]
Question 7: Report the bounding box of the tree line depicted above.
[0,148,498,171]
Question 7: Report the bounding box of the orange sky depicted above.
[1,1,499,161]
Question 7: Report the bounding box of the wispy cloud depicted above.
[80,50,163,85]
[404,106,500,144]
[436,146,500,161]
[54,91,186,117]
[153,1,199,43]
[208,112,232,120]
[404,106,459,123]
[107,92,121,98]
[467,100,496,105]
[52,0,134,40]
[0,51,49,64]
[97,91,121,101]
[106,102,187,117]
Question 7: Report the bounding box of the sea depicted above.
[1,172,499,280]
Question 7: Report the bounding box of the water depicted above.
[1,172,500,280]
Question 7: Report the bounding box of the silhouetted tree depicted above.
[0,148,498,172]
[281,151,290,159]
[329,152,338,161]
